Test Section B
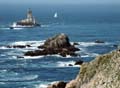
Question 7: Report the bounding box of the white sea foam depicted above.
[22,75,38,81]
[57,61,79,67]
[81,53,99,58]
[23,56,44,59]
[0,46,12,49]
[35,81,60,88]
[77,42,111,47]
[11,40,44,46]
[35,84,48,88]
[0,75,38,81]
[12,28,23,30]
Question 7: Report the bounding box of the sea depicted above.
[0,4,120,88]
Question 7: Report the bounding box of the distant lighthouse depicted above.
[9,8,40,29]
[27,8,33,22]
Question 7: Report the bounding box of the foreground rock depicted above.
[75,60,83,65]
[75,49,120,88]
[47,81,67,88]
[48,49,120,88]
[25,33,80,57]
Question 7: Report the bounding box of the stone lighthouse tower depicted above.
[27,8,33,22]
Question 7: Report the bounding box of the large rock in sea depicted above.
[24,33,79,57]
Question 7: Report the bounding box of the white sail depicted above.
[54,12,58,18]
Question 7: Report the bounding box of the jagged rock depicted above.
[43,33,71,48]
[25,33,80,57]
[47,81,67,88]
[75,50,120,88]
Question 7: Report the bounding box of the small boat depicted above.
[10,9,40,29]
[54,12,58,18]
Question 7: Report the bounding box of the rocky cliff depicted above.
[75,49,120,88]
[48,49,120,88]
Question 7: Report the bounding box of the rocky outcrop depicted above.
[48,49,120,88]
[24,33,80,57]
[75,49,120,88]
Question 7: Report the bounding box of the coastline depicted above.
[48,49,120,88]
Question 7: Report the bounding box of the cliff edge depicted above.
[75,49,120,88]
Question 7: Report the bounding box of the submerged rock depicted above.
[73,42,79,45]
[95,40,105,43]
[75,60,83,65]
[25,33,80,57]
[6,45,31,48]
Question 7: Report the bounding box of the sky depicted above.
[0,0,120,5]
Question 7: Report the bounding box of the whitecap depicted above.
[0,75,38,82]
[81,53,99,58]
[57,61,79,67]
[0,46,11,50]
[35,84,48,88]
[23,56,44,59]
[77,42,111,47]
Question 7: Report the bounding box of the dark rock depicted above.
[6,45,31,48]
[25,33,80,57]
[75,60,83,65]
[47,81,67,88]
[95,40,105,43]
[17,56,24,58]
[73,42,79,45]
[113,44,118,48]
[68,64,73,66]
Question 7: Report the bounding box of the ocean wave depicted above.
[35,81,59,88]
[0,75,38,82]
[11,40,45,46]
[41,24,50,28]
[23,56,44,59]
[57,61,79,67]
[81,53,99,58]
[35,84,48,88]
[77,42,111,47]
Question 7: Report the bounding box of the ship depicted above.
[10,9,40,29]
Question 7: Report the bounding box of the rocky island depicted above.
[24,33,80,57]
[48,49,120,88]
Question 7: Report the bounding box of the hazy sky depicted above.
[1,0,120,5]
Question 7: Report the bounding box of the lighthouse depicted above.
[9,8,40,29]
[27,8,33,22]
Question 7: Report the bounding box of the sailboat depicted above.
[54,12,58,18]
